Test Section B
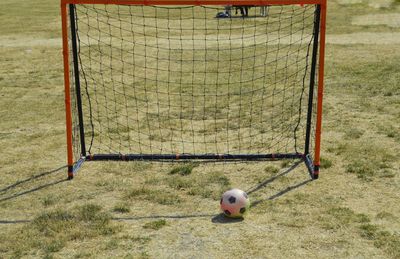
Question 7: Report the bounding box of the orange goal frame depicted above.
[61,0,327,179]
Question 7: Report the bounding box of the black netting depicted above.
[69,4,318,158]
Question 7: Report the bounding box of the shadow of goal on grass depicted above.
[250,179,312,208]
[0,165,68,203]
[112,213,217,221]
[243,159,313,208]
[246,160,303,195]
[0,178,68,203]
[112,213,245,224]
[0,165,67,194]
[0,219,31,224]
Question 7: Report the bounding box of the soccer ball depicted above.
[220,188,250,218]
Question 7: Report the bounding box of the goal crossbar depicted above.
[61,0,326,5]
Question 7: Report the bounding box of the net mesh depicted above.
[69,4,318,159]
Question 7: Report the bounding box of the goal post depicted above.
[61,0,327,180]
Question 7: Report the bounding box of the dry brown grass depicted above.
[0,0,400,258]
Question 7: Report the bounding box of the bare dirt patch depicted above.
[337,0,394,9]
[337,0,364,5]
[0,36,61,48]
[327,32,400,45]
[368,0,394,9]
[352,13,400,28]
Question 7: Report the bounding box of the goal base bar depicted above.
[66,153,319,180]
[87,153,303,161]
[68,153,318,179]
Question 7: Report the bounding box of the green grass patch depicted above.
[0,204,119,257]
[376,211,397,220]
[359,224,400,258]
[320,206,370,230]
[167,176,194,190]
[121,235,151,244]
[126,187,181,205]
[320,157,333,169]
[359,223,379,240]
[378,125,399,141]
[169,163,199,176]
[40,195,57,207]
[334,140,396,180]
[328,207,370,224]
[105,239,119,250]
[143,219,167,230]
[346,159,394,180]
[186,172,231,200]
[344,128,364,140]
[346,160,376,180]
[280,160,297,169]
[113,203,131,213]
[94,178,130,192]
[264,165,280,174]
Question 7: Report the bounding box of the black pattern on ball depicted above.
[224,210,231,216]
[240,207,246,214]
[228,196,236,204]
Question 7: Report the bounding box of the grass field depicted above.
[0,0,400,258]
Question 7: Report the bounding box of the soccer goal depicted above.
[61,0,327,180]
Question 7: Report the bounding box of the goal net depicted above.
[62,0,326,179]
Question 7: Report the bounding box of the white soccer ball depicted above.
[220,188,250,218]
